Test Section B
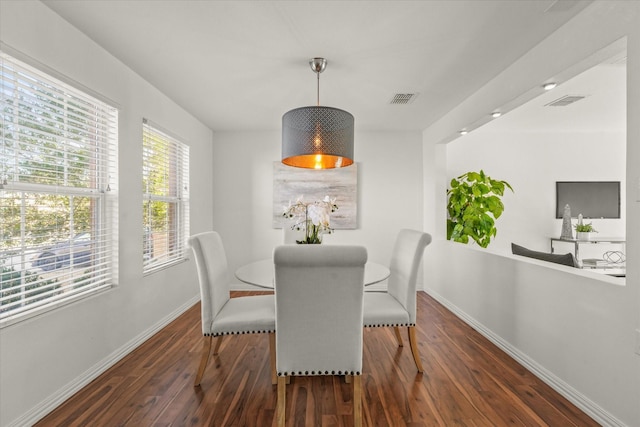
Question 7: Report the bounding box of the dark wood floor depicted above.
[36,291,598,427]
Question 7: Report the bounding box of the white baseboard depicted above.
[9,295,200,427]
[424,289,627,427]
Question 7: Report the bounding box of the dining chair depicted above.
[188,231,276,387]
[363,229,432,372]
[273,245,367,427]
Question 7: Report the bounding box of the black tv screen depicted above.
[556,181,621,219]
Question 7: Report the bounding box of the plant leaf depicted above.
[470,172,482,182]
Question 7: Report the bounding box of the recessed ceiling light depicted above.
[491,112,502,118]
[543,82,557,90]
[459,130,468,135]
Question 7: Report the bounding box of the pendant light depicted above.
[282,58,354,169]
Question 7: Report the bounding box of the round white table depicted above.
[235,258,390,289]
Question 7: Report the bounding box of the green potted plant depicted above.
[574,215,597,240]
[446,170,513,248]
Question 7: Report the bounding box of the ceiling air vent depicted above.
[545,95,586,107]
[389,93,418,105]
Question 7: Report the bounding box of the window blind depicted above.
[0,52,118,326]
[142,119,189,273]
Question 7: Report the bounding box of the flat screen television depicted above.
[556,181,621,219]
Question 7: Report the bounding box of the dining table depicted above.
[235,258,390,289]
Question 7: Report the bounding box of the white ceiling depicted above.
[479,60,626,134]
[42,0,597,132]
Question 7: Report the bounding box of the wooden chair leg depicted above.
[277,376,286,427]
[213,335,223,355]
[353,375,362,427]
[393,326,404,347]
[194,336,213,387]
[269,332,277,385]
[408,326,424,373]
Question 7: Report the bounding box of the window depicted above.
[142,119,189,273]
[0,52,118,326]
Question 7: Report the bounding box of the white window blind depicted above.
[0,52,118,326]
[142,119,189,273]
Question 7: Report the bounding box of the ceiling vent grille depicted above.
[389,93,418,105]
[545,95,586,107]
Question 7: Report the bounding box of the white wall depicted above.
[429,243,636,425]
[447,129,626,255]
[211,130,425,278]
[0,2,213,426]
[424,2,640,425]
[628,0,640,400]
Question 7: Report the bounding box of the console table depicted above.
[550,237,626,272]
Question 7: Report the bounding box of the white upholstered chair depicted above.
[273,245,367,427]
[363,229,432,372]
[188,231,276,387]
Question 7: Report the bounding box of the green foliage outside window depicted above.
[142,131,173,236]
[0,264,59,313]
[1,52,117,320]
[1,82,94,250]
[142,123,187,267]
[1,193,91,250]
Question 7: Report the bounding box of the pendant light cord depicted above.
[316,71,320,106]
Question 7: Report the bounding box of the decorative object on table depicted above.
[273,162,357,229]
[446,170,514,248]
[282,195,338,244]
[581,258,608,268]
[560,204,574,240]
[602,250,625,264]
[281,57,354,170]
[574,213,597,240]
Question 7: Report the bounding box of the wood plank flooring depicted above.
[35,291,599,426]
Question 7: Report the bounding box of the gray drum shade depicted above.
[282,106,354,169]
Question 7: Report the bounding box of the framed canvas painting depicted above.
[273,162,357,229]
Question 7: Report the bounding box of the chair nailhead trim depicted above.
[277,370,361,376]
[205,329,276,337]
[364,323,415,328]
[205,323,417,335]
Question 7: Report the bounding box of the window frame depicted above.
[0,51,118,327]
[142,119,189,275]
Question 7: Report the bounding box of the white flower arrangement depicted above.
[282,195,338,244]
